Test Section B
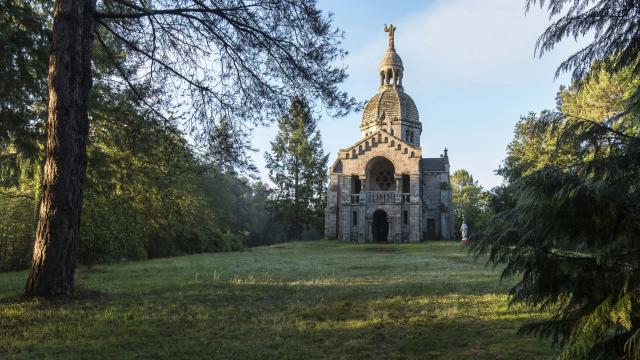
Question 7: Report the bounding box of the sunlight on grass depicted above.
[0,241,556,360]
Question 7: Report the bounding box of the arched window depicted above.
[366,157,396,191]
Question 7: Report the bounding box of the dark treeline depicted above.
[1,111,320,272]
[0,73,301,272]
[0,0,332,272]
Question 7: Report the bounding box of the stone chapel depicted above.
[324,25,455,243]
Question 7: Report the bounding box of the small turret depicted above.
[379,24,404,89]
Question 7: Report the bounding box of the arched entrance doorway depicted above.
[372,209,389,242]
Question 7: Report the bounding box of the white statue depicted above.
[460,221,469,245]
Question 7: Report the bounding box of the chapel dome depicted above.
[379,48,403,71]
[360,87,419,130]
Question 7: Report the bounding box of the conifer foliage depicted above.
[475,116,640,358]
[527,0,640,108]
[265,97,328,241]
[474,1,640,357]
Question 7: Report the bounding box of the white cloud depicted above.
[345,0,581,90]
[326,0,586,188]
[253,0,588,188]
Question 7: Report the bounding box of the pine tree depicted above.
[476,64,640,360]
[265,97,328,241]
[21,0,355,296]
[474,2,640,356]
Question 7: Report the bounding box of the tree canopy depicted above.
[451,169,491,240]
[528,0,640,95]
[474,1,640,356]
[93,0,357,162]
[0,1,350,294]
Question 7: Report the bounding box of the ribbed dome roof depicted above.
[379,48,403,70]
[360,87,419,130]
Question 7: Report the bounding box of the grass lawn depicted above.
[0,241,556,359]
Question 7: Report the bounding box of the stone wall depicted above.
[420,170,453,240]
[325,129,454,242]
[325,173,340,239]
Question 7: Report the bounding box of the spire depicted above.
[384,24,396,50]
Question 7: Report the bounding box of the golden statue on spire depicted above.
[384,24,396,49]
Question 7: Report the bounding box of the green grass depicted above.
[0,241,556,359]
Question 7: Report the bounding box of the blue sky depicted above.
[251,0,584,188]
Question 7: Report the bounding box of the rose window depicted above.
[376,170,393,190]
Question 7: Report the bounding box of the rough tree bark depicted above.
[25,0,96,296]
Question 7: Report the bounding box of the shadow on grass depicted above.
[0,280,555,360]
[0,286,106,305]
[0,242,545,359]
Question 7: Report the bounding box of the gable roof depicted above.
[341,129,418,153]
[421,158,445,172]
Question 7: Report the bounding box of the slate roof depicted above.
[421,158,445,172]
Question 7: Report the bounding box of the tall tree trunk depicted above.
[25,0,96,296]
[293,158,300,241]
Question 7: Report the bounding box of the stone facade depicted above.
[324,25,455,243]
